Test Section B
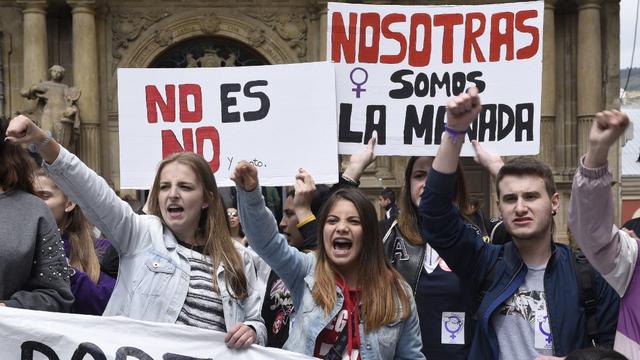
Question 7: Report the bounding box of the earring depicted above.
[551,210,557,216]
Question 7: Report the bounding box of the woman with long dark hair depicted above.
[232,161,424,359]
[0,117,73,311]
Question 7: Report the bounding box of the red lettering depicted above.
[161,127,220,173]
[161,128,193,158]
[178,84,202,123]
[380,13,406,64]
[408,13,432,67]
[464,13,487,63]
[490,12,515,61]
[145,85,175,123]
[434,13,464,64]
[515,10,539,59]
[358,13,381,63]
[196,127,220,172]
[331,12,357,63]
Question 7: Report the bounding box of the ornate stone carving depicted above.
[248,27,266,48]
[154,28,174,47]
[111,10,170,60]
[200,13,221,35]
[20,65,81,151]
[246,11,307,58]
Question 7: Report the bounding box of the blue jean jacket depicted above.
[43,147,266,345]
[237,185,425,359]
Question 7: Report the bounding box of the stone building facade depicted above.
[0,0,622,243]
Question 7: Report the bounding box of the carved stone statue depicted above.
[20,65,81,150]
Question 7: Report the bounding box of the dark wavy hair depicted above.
[398,156,478,246]
[0,117,36,194]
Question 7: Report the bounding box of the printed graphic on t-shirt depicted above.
[268,278,294,335]
[498,289,553,350]
[314,309,362,360]
[441,311,465,345]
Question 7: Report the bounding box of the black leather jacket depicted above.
[383,212,493,294]
[383,221,425,293]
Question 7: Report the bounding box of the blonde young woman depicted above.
[232,161,424,359]
[34,171,115,315]
[6,115,265,348]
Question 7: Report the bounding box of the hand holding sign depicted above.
[294,169,316,210]
[230,161,258,192]
[224,323,256,349]
[445,87,482,132]
[342,137,377,184]
[471,140,504,178]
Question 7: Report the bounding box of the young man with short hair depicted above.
[419,88,619,359]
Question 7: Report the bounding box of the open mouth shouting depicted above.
[167,204,185,219]
[332,238,353,257]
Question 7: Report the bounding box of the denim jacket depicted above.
[43,147,266,345]
[237,185,425,359]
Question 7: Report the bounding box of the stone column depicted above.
[319,8,327,61]
[541,0,558,168]
[68,0,101,173]
[19,0,48,88]
[576,0,603,160]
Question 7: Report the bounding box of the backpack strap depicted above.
[574,249,599,345]
[382,219,398,245]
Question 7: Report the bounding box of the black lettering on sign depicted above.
[364,105,386,145]
[71,342,107,360]
[21,341,59,360]
[163,354,213,360]
[220,83,242,123]
[403,105,434,145]
[515,103,534,141]
[115,347,153,360]
[243,80,270,121]
[338,103,362,143]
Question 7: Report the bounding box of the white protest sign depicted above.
[117,62,338,189]
[0,307,313,359]
[328,1,544,156]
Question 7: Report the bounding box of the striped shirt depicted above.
[175,245,226,332]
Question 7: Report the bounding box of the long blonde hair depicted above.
[312,188,411,332]
[37,171,101,283]
[147,152,248,299]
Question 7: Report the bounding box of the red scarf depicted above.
[336,276,361,359]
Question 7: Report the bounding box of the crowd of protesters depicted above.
[1,87,638,360]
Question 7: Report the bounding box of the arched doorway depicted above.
[146,36,282,220]
[149,36,269,68]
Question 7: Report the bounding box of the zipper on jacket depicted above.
[413,243,428,294]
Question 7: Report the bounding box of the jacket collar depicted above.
[502,237,559,271]
[163,226,178,250]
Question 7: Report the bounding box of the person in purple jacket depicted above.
[568,109,640,359]
[34,170,115,315]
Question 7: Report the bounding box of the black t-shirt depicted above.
[261,270,295,348]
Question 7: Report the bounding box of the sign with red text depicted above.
[117,62,338,189]
[328,1,544,156]
[0,307,314,359]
